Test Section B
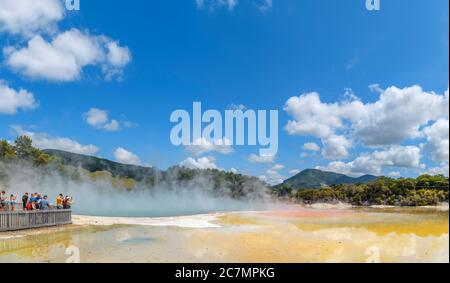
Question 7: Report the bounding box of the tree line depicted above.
[273,175,449,206]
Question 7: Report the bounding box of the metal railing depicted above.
[0,209,72,232]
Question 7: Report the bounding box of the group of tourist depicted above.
[0,191,73,212]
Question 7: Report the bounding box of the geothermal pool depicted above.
[0,205,448,263]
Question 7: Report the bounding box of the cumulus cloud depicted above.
[284,86,448,146]
[0,0,64,36]
[185,137,234,156]
[0,80,37,115]
[424,164,449,177]
[102,120,120,132]
[353,86,449,146]
[4,29,131,82]
[248,153,276,163]
[285,86,449,175]
[302,142,320,152]
[114,147,141,165]
[180,156,218,170]
[260,163,285,185]
[264,169,284,185]
[388,172,401,178]
[84,108,122,132]
[284,92,364,138]
[422,118,449,164]
[272,163,284,170]
[318,146,422,177]
[321,135,352,160]
[11,126,100,155]
[84,108,108,127]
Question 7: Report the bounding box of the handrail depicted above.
[0,209,72,232]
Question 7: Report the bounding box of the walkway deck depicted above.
[0,210,72,232]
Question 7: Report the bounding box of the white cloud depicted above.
[424,164,449,177]
[353,86,449,146]
[196,0,238,11]
[106,41,131,67]
[4,29,131,82]
[257,0,273,13]
[196,0,273,12]
[318,146,422,177]
[272,163,284,170]
[0,80,37,114]
[388,172,401,178]
[103,120,120,132]
[180,156,218,170]
[369,84,383,93]
[185,137,234,156]
[422,118,449,164]
[84,108,125,132]
[284,92,364,138]
[321,135,352,160]
[300,152,309,158]
[11,126,100,155]
[114,147,141,165]
[265,168,284,185]
[289,169,301,176]
[84,108,108,127]
[302,142,320,152]
[284,86,448,147]
[285,86,449,175]
[103,41,132,80]
[263,163,286,186]
[263,163,285,185]
[248,153,276,163]
[0,0,64,36]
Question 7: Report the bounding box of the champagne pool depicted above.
[0,205,448,263]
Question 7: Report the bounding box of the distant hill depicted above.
[44,149,160,182]
[43,149,268,200]
[279,169,378,189]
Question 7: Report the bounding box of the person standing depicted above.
[9,194,16,211]
[63,196,73,209]
[30,193,37,210]
[0,191,7,210]
[36,194,43,210]
[56,194,64,209]
[40,196,52,210]
[22,193,29,211]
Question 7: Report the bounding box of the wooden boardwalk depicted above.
[0,210,72,232]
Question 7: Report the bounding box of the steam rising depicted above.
[0,162,270,217]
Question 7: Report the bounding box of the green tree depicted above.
[0,140,16,161]
[13,136,35,160]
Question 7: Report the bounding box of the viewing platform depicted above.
[0,209,72,232]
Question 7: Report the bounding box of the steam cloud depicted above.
[0,162,270,217]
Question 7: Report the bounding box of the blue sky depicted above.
[0,0,449,183]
